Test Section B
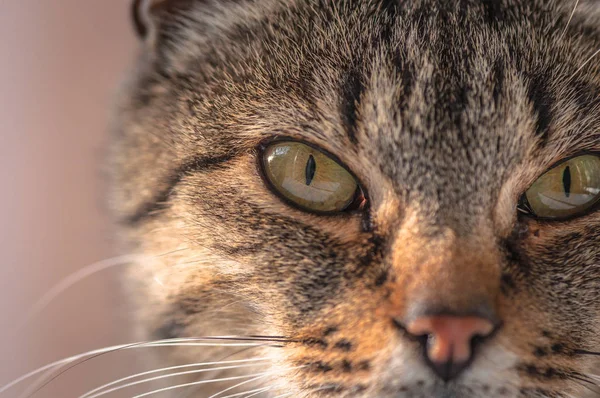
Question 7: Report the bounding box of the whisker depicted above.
[2,341,146,395]
[208,373,275,398]
[574,350,600,357]
[219,386,273,398]
[569,47,600,81]
[142,343,282,347]
[587,374,600,383]
[1,337,288,397]
[132,366,305,398]
[16,367,61,398]
[236,386,274,398]
[179,344,283,398]
[209,364,308,398]
[15,249,188,332]
[24,342,279,398]
[131,373,271,398]
[15,254,145,331]
[83,363,272,398]
[16,341,185,398]
[162,335,297,343]
[560,0,580,40]
[270,393,293,398]
[236,378,336,398]
[78,358,274,398]
[568,374,600,395]
[248,389,274,398]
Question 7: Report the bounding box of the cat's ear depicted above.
[132,0,158,40]
[131,0,191,42]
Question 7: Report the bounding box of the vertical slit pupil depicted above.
[563,165,572,198]
[305,154,316,186]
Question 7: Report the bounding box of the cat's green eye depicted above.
[261,141,362,213]
[520,154,600,220]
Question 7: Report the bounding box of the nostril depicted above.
[430,356,469,383]
[397,315,499,382]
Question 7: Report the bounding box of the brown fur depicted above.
[111,0,600,396]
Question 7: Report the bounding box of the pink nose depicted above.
[405,315,495,381]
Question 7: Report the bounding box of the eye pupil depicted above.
[305,154,316,186]
[562,165,571,198]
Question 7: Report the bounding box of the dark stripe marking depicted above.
[340,68,364,145]
[378,0,399,15]
[123,153,235,225]
[480,0,507,25]
[492,58,505,105]
[527,74,555,144]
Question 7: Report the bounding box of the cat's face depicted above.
[112,0,600,397]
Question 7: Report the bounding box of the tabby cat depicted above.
[110,0,600,397]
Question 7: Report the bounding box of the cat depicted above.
[109,0,600,397]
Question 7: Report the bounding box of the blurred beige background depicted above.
[0,2,148,396]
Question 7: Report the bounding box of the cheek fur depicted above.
[113,0,600,396]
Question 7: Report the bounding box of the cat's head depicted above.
[111,0,600,397]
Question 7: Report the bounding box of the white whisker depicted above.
[586,374,600,382]
[79,358,273,398]
[0,337,284,396]
[83,363,271,398]
[15,253,164,332]
[208,374,273,398]
[143,343,277,347]
[270,393,293,398]
[131,373,269,398]
[217,388,271,398]
[560,0,580,40]
[16,249,189,332]
[570,47,600,80]
[131,366,304,398]
[208,363,306,398]
[16,367,60,398]
[1,341,145,395]
[238,386,274,398]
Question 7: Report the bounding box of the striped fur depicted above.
[111,1,600,396]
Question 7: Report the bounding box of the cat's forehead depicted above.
[222,1,600,203]
[147,0,600,153]
[122,0,600,224]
